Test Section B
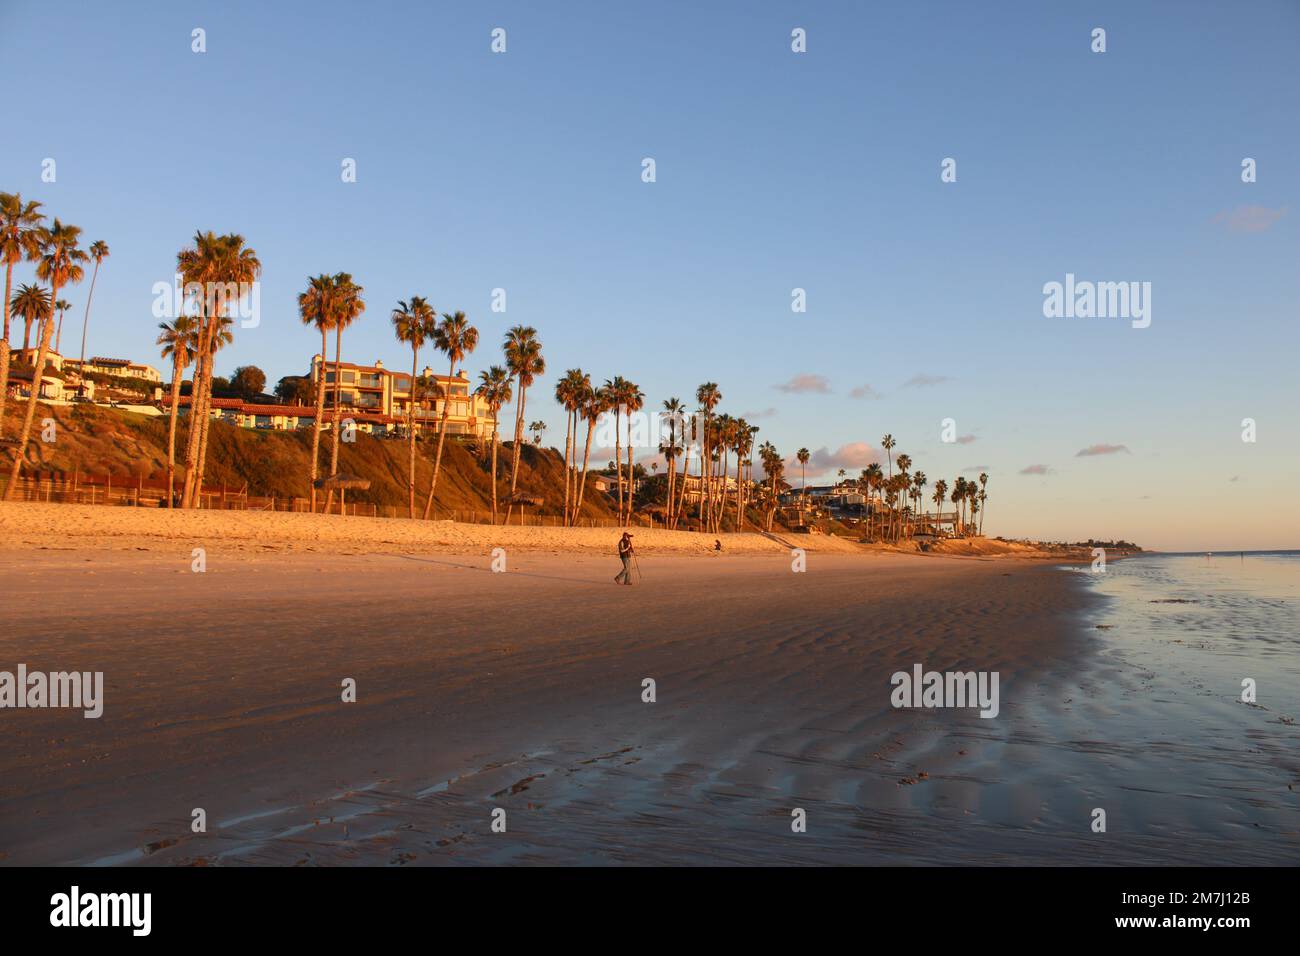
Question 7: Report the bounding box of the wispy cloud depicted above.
[902,373,949,388]
[1020,464,1051,475]
[1213,204,1286,234]
[1075,443,1130,457]
[740,407,777,420]
[955,434,977,445]
[774,373,832,394]
[849,383,882,400]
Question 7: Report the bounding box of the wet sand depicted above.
[0,542,1293,866]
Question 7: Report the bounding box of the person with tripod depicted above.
[614,532,636,585]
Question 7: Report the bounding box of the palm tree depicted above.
[391,296,437,518]
[157,316,197,507]
[530,420,546,445]
[323,274,365,513]
[602,376,631,522]
[34,219,87,349]
[978,472,989,535]
[299,274,337,512]
[759,441,784,531]
[53,299,71,354]
[712,414,734,532]
[567,370,592,525]
[196,241,258,507]
[622,380,644,525]
[8,284,50,356]
[5,220,86,497]
[176,232,224,506]
[556,369,588,525]
[895,454,912,538]
[422,310,477,519]
[881,434,895,478]
[891,475,909,541]
[661,397,684,529]
[796,448,810,510]
[2,284,55,499]
[75,240,108,395]
[177,232,260,508]
[932,479,948,532]
[730,418,750,529]
[573,382,605,522]
[672,407,701,531]
[0,192,45,438]
[476,365,513,524]
[503,326,544,522]
[952,477,967,534]
[695,383,722,528]
[912,471,928,532]
[864,462,883,539]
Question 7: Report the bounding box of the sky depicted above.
[2,0,1297,551]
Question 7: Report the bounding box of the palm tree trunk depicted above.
[613,407,623,524]
[309,331,327,512]
[734,453,743,530]
[406,348,418,519]
[673,446,690,530]
[193,351,217,507]
[76,259,101,398]
[165,354,183,507]
[2,313,53,500]
[0,260,14,440]
[421,360,456,520]
[573,415,595,521]
[181,309,212,507]
[490,410,501,524]
[701,430,710,531]
[715,447,727,533]
[54,309,64,355]
[503,382,528,522]
[562,410,573,525]
[625,423,634,526]
[664,451,673,531]
[325,323,344,513]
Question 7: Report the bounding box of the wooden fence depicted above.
[0,471,657,527]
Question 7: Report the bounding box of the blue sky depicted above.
[2,0,1297,549]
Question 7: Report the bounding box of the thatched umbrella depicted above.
[313,473,371,514]
[508,491,544,525]
[638,502,670,528]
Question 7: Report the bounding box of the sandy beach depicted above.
[0,501,867,556]
[0,501,1081,559]
[2,502,1292,866]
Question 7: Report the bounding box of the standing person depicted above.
[614,532,635,585]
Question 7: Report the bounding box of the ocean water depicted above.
[1056,551,1300,862]
[1079,551,1300,711]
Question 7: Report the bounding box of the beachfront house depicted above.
[308,356,491,439]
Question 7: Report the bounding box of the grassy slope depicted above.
[1,402,617,518]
